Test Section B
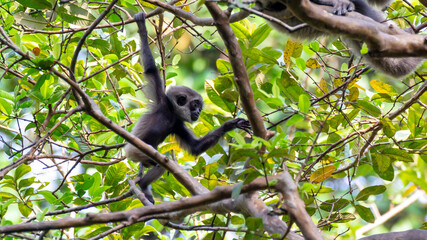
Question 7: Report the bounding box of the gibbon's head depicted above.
[166,85,204,123]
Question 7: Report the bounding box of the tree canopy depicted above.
[0,0,426,239]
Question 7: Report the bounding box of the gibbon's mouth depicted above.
[191,113,199,121]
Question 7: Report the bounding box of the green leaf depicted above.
[319,199,350,212]
[205,79,234,113]
[381,148,413,162]
[381,118,396,138]
[18,177,35,189]
[0,98,13,115]
[40,76,55,99]
[355,100,381,117]
[372,156,394,181]
[15,12,47,30]
[36,207,49,222]
[18,202,32,217]
[0,192,16,201]
[172,54,181,65]
[244,48,277,64]
[245,217,264,231]
[310,41,320,52]
[0,199,15,216]
[105,162,127,188]
[295,58,306,71]
[250,23,271,48]
[16,0,52,9]
[216,59,231,74]
[286,114,304,126]
[230,215,245,225]
[298,94,311,114]
[230,22,250,40]
[39,190,58,204]
[356,185,386,201]
[15,164,31,180]
[0,89,14,101]
[372,153,391,173]
[355,205,375,223]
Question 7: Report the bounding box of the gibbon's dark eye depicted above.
[191,100,201,110]
[176,95,187,106]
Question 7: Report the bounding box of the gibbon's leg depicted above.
[351,0,384,22]
[138,165,165,204]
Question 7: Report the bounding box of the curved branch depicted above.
[286,0,427,57]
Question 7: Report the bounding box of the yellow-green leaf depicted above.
[283,39,302,68]
[370,80,396,95]
[298,94,311,113]
[372,153,391,173]
[319,78,328,94]
[306,58,321,69]
[310,165,336,183]
[381,118,396,138]
[347,87,359,102]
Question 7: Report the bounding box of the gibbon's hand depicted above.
[223,118,252,134]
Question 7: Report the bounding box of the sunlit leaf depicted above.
[370,80,396,95]
[310,165,337,183]
[18,202,32,217]
[250,23,271,48]
[298,94,311,113]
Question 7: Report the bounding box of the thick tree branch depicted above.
[205,2,272,139]
[0,172,304,239]
[286,0,427,57]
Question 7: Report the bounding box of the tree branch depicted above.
[286,0,427,57]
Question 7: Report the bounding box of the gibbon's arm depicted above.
[134,13,165,104]
[174,118,251,155]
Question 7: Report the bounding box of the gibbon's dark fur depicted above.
[125,13,251,204]
[256,0,422,78]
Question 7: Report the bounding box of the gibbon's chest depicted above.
[143,104,176,145]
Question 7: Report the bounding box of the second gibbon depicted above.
[256,0,422,78]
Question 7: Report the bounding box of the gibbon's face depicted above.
[166,86,204,123]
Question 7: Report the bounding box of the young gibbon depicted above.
[126,12,251,204]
